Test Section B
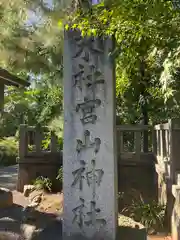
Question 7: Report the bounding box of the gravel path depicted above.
[0,165,18,190]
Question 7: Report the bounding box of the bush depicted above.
[33,176,52,192]
[56,166,63,183]
[0,137,18,166]
[41,131,63,151]
[122,194,165,233]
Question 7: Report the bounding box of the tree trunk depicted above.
[141,102,149,152]
[140,58,149,152]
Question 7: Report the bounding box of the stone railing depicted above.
[116,124,157,209]
[154,119,180,182]
[154,119,180,234]
[19,125,59,159]
[154,122,172,184]
[17,124,62,192]
[116,124,154,164]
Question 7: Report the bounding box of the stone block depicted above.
[21,224,36,240]
[0,231,22,240]
[0,188,13,208]
[23,185,35,197]
[17,153,62,193]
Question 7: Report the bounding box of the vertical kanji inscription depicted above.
[63,30,117,240]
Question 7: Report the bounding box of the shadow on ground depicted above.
[0,203,62,240]
[33,224,147,240]
[0,204,148,240]
[117,226,147,240]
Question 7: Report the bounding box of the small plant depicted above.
[118,191,125,199]
[33,176,52,192]
[122,194,165,232]
[56,167,63,183]
[41,131,51,151]
[57,137,63,151]
[0,137,18,166]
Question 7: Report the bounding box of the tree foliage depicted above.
[0,0,64,137]
[62,0,180,124]
[1,0,180,139]
[1,79,63,137]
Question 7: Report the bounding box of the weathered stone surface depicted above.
[118,214,145,229]
[0,217,23,239]
[28,190,42,205]
[0,231,22,240]
[172,185,180,240]
[22,192,43,222]
[23,185,35,197]
[21,224,37,240]
[22,206,35,222]
[63,30,118,240]
[0,188,13,208]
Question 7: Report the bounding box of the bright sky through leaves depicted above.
[92,0,100,5]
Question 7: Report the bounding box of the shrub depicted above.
[118,191,125,199]
[56,166,63,183]
[41,132,63,151]
[33,176,52,192]
[0,137,18,166]
[122,194,165,232]
[57,137,63,151]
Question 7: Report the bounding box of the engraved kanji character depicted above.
[73,35,104,60]
[85,201,106,227]
[76,97,101,124]
[86,159,104,187]
[76,130,101,154]
[71,160,86,190]
[73,68,84,91]
[86,64,105,99]
[73,63,91,91]
[72,197,86,228]
[73,36,91,61]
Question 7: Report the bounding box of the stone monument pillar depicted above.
[63,30,118,240]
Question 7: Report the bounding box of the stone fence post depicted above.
[169,119,180,183]
[172,185,180,240]
[19,124,28,159]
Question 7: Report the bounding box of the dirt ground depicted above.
[13,190,63,214]
[35,192,63,215]
[148,236,172,240]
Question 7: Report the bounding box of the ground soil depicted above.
[148,236,172,240]
[36,192,63,215]
[12,190,63,215]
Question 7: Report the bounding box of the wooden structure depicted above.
[0,68,30,111]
